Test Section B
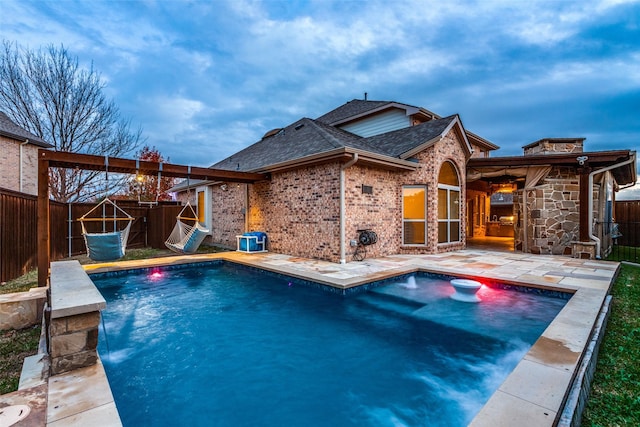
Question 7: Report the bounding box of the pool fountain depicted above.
[450,279,483,302]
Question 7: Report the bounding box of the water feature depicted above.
[93,263,568,427]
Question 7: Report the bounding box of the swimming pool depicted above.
[93,262,568,426]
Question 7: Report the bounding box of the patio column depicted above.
[37,150,50,288]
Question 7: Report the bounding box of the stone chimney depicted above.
[522,138,585,156]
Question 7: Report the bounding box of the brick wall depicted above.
[206,128,468,263]
[0,136,40,195]
[248,164,342,261]
[211,183,247,249]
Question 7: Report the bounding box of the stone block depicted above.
[50,350,98,376]
[50,331,91,358]
[66,312,101,332]
[50,318,67,335]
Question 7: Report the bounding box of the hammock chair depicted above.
[165,202,210,254]
[79,198,134,261]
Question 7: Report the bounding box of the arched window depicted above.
[437,161,461,243]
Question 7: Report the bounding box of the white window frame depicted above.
[438,183,461,244]
[196,185,212,233]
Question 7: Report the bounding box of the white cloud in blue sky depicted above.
[1,0,639,195]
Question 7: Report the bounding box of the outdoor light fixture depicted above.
[577,155,588,166]
[220,184,228,191]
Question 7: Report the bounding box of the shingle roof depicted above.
[212,118,366,171]
[212,115,460,172]
[0,111,52,148]
[316,99,395,125]
[360,116,458,158]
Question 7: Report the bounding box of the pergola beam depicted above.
[37,150,270,288]
[38,150,269,183]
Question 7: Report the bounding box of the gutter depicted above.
[339,153,358,264]
[588,152,636,258]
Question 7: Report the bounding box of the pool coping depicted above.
[54,250,618,426]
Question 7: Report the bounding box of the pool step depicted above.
[356,291,508,343]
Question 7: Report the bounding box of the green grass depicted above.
[0,269,38,294]
[0,325,41,395]
[582,262,640,426]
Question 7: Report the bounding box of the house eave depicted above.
[0,130,53,148]
[253,147,418,174]
[399,116,473,160]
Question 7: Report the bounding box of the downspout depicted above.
[245,183,249,232]
[339,153,358,264]
[588,153,636,259]
[19,140,29,192]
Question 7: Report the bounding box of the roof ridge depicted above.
[306,119,349,149]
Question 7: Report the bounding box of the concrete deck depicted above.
[36,249,617,426]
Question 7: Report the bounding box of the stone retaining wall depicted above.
[0,287,46,331]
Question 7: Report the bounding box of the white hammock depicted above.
[165,202,210,254]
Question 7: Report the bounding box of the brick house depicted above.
[0,111,53,195]
[174,99,636,262]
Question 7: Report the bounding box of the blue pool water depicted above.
[93,263,568,427]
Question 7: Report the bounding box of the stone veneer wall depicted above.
[524,140,584,156]
[513,166,599,255]
[0,136,40,195]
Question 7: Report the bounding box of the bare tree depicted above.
[0,41,142,202]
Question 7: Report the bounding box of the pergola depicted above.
[37,149,269,287]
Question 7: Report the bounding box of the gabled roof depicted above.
[0,111,52,148]
[361,115,472,158]
[316,99,437,126]
[316,99,498,152]
[212,118,367,172]
[212,114,472,174]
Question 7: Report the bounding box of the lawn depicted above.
[581,262,640,426]
[0,325,41,394]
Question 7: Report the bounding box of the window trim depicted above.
[437,161,461,244]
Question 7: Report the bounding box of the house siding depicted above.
[0,136,40,195]
[339,109,410,137]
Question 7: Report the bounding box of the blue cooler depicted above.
[237,231,267,252]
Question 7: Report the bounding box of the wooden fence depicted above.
[614,200,640,247]
[1,187,180,283]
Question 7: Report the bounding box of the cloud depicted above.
[1,0,639,167]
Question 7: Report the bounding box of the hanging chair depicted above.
[165,202,210,254]
[79,198,134,261]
